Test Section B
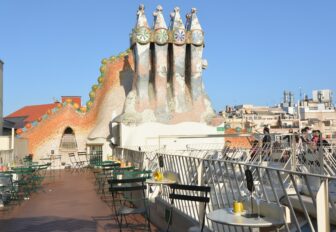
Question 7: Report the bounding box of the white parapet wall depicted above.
[0,135,28,164]
[0,135,11,150]
[119,122,224,150]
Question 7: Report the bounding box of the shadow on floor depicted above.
[93,214,155,232]
[0,216,96,232]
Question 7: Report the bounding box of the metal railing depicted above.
[184,140,336,176]
[115,147,336,232]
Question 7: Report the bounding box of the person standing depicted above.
[262,127,272,158]
[262,127,271,147]
[283,128,294,145]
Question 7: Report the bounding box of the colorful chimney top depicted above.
[188,8,204,46]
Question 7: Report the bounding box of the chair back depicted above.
[108,176,148,207]
[169,184,211,231]
[77,152,88,162]
[0,172,12,187]
[112,169,151,179]
[102,162,121,170]
[68,153,77,162]
[108,177,147,192]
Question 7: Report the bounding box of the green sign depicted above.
[217,127,225,132]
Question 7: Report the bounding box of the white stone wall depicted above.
[33,129,89,166]
[302,111,336,121]
[0,136,11,150]
[14,138,28,159]
[120,122,224,150]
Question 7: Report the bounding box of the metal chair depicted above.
[166,184,211,232]
[96,162,122,198]
[77,152,90,171]
[108,173,151,231]
[68,153,82,172]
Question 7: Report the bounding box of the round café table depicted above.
[207,208,285,231]
[146,178,176,199]
[146,178,176,185]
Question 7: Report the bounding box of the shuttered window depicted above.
[60,127,77,150]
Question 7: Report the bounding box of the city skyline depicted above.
[1,0,335,115]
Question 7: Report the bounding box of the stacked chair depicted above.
[0,155,50,211]
[0,172,19,209]
[68,153,84,173]
[77,152,90,171]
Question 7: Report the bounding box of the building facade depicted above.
[12,5,223,162]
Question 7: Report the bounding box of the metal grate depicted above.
[60,134,77,150]
[89,145,103,165]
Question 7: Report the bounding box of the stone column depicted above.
[187,8,204,103]
[170,7,187,113]
[133,5,151,108]
[153,5,168,112]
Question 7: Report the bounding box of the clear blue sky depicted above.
[1,1,335,115]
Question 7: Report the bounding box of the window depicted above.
[60,127,77,150]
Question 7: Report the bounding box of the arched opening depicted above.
[59,127,78,151]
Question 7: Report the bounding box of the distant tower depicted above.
[289,91,294,107]
[283,91,289,104]
[0,60,3,135]
[133,5,151,108]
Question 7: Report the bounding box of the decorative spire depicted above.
[185,13,191,29]
[170,7,184,30]
[153,5,167,29]
[136,4,149,28]
[187,7,202,31]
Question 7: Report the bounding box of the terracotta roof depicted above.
[225,128,254,149]
[61,96,81,107]
[5,103,58,123]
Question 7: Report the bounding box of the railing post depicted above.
[121,148,124,161]
[318,143,324,175]
[316,178,329,232]
[143,151,149,170]
[291,134,296,172]
[197,159,205,229]
[197,160,204,186]
[11,128,14,150]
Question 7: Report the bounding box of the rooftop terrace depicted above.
[0,170,157,232]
